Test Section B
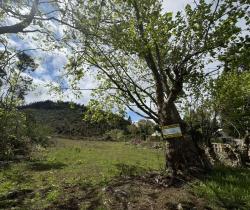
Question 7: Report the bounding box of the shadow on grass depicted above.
[27,161,67,171]
[45,182,103,210]
[0,189,34,209]
[2,167,32,184]
[195,166,250,209]
[0,162,11,170]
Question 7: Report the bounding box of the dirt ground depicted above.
[45,174,211,210]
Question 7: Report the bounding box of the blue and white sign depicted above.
[162,124,182,138]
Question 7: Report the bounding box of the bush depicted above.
[105,129,126,141]
[0,109,27,160]
[25,113,52,147]
[127,120,156,141]
[0,109,51,160]
[146,135,161,142]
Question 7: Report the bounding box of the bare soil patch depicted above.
[45,174,211,210]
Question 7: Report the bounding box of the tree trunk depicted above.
[241,133,250,166]
[161,103,211,177]
[207,139,220,164]
[206,113,220,164]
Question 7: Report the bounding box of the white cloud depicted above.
[25,78,60,103]
[162,0,194,13]
[25,70,98,105]
[36,65,47,74]
[51,53,67,74]
[74,74,98,104]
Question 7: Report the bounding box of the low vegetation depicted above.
[193,167,250,209]
[0,138,164,209]
[1,138,249,210]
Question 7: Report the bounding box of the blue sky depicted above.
[5,0,194,122]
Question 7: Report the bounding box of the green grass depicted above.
[0,138,164,209]
[192,166,250,210]
[1,138,250,210]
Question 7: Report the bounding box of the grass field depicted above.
[0,138,250,210]
[192,167,250,209]
[0,138,164,209]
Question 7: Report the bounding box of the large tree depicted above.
[59,0,249,176]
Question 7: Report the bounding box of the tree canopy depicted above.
[56,0,249,127]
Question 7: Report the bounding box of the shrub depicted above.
[147,135,161,142]
[0,109,26,160]
[0,109,51,160]
[105,129,126,141]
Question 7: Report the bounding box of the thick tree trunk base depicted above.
[165,136,211,178]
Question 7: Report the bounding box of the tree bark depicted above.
[161,103,211,177]
[241,133,250,166]
[0,0,39,35]
[207,138,220,163]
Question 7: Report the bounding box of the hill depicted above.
[20,100,131,137]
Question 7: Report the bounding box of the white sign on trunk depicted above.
[162,124,182,138]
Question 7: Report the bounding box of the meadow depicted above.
[0,138,164,209]
[0,138,250,210]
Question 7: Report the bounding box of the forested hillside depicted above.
[20,101,131,137]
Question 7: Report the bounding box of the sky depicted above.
[4,0,198,122]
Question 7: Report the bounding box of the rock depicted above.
[177,203,183,210]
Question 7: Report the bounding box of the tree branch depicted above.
[0,0,39,34]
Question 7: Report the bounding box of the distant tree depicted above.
[106,129,125,141]
[211,71,250,138]
[137,119,155,140]
[183,34,250,163]
[128,116,132,124]
[208,32,250,138]
[127,124,139,137]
